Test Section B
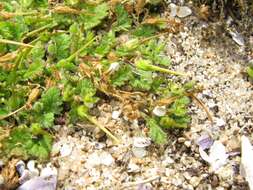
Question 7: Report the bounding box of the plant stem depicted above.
[0,39,34,48]
[65,37,96,62]
[84,114,120,144]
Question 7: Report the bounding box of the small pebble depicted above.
[184,141,191,147]
[189,176,201,187]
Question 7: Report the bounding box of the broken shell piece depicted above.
[153,106,166,117]
[17,176,57,190]
[127,162,140,173]
[108,62,120,73]
[60,144,72,157]
[40,164,57,178]
[85,151,115,168]
[112,110,121,120]
[177,6,192,18]
[241,136,253,190]
[19,170,31,184]
[133,137,151,148]
[100,152,115,166]
[197,134,214,150]
[16,161,26,176]
[132,147,147,158]
[229,31,245,46]
[215,117,226,127]
[169,3,177,17]
[199,141,228,171]
[169,3,192,18]
[27,160,39,176]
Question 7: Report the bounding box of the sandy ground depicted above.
[46,9,253,190]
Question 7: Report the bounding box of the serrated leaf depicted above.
[48,33,71,61]
[39,87,62,114]
[147,118,167,144]
[79,3,109,30]
[23,60,44,79]
[113,4,132,31]
[95,30,116,57]
[110,64,133,87]
[0,125,53,161]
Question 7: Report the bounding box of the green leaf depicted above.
[110,64,133,87]
[79,3,109,30]
[76,79,98,104]
[247,66,253,78]
[113,4,132,31]
[130,70,153,91]
[139,39,170,66]
[133,25,157,37]
[39,87,63,114]
[48,33,71,61]
[1,125,53,161]
[147,118,167,144]
[95,30,116,57]
[23,60,44,79]
[32,87,62,128]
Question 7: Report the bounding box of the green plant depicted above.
[0,0,196,161]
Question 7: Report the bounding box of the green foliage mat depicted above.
[0,0,198,161]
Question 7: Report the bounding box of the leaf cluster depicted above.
[0,0,195,161]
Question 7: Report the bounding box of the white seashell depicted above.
[153,106,166,117]
[241,136,253,190]
[60,144,72,157]
[99,152,114,166]
[127,162,140,173]
[199,141,228,171]
[133,137,151,148]
[229,31,245,46]
[108,62,120,72]
[132,147,147,158]
[169,3,192,18]
[177,6,192,18]
[169,3,177,17]
[112,110,121,120]
[16,160,26,176]
[27,160,39,176]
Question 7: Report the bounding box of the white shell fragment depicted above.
[152,106,166,117]
[177,6,192,18]
[108,62,120,73]
[60,144,72,157]
[27,160,39,176]
[215,117,226,127]
[17,164,57,190]
[229,31,245,46]
[86,151,114,168]
[240,136,253,190]
[132,147,147,158]
[133,137,151,148]
[112,110,121,120]
[127,162,140,173]
[16,160,26,176]
[199,141,228,171]
[169,3,177,17]
[169,3,192,18]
